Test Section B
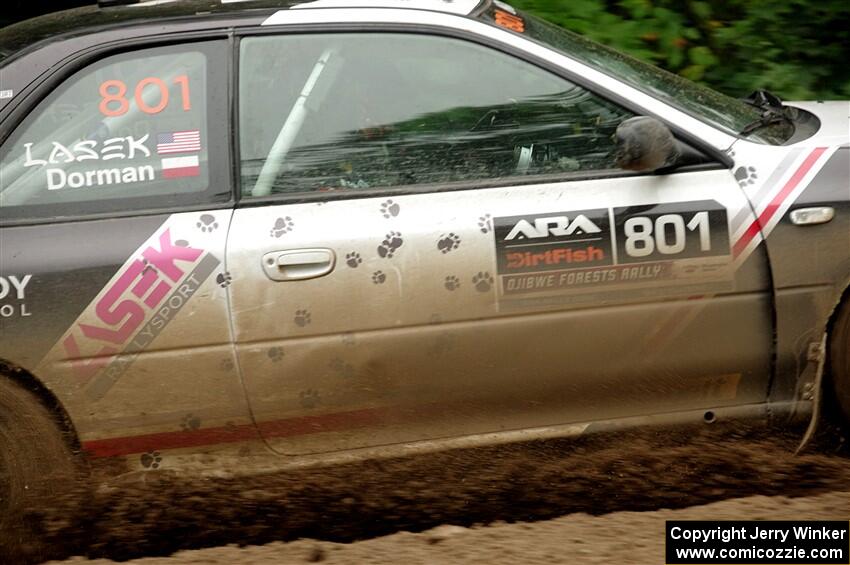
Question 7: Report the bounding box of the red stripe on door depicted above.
[82,422,260,457]
[81,406,391,458]
[732,147,827,258]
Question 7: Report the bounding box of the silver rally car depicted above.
[0,0,848,540]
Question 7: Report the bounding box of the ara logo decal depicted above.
[59,224,220,400]
[503,215,602,240]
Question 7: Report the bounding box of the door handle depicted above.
[789,207,834,226]
[262,249,336,281]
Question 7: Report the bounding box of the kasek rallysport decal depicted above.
[36,215,221,401]
[494,200,731,298]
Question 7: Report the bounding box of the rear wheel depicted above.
[0,377,81,561]
[829,299,850,424]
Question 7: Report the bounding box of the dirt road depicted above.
[47,491,850,564]
[27,424,850,564]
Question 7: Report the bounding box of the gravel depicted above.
[46,490,850,564]
[20,423,850,564]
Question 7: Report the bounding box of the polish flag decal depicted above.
[161,155,200,179]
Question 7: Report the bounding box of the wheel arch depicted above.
[0,357,82,454]
[820,277,850,420]
[826,278,850,335]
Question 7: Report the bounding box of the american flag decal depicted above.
[156,130,201,154]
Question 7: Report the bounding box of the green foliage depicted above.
[512,0,850,100]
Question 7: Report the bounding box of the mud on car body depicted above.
[0,0,848,554]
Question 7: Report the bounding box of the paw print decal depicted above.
[270,216,294,238]
[346,252,362,268]
[380,199,400,218]
[437,233,461,254]
[372,270,387,284]
[181,414,201,432]
[734,166,757,187]
[141,451,162,469]
[478,214,492,234]
[472,272,495,292]
[444,275,460,291]
[300,389,320,409]
[377,231,403,258]
[267,346,284,362]
[175,239,190,248]
[197,214,219,233]
[216,272,232,287]
[294,309,312,327]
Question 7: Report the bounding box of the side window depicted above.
[0,41,229,220]
[239,33,633,198]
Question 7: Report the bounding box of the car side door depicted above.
[0,39,255,460]
[227,29,773,456]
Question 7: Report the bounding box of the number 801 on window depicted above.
[614,201,730,264]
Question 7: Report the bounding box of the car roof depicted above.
[289,0,484,14]
[0,0,488,61]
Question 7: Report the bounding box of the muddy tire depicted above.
[0,377,81,562]
[830,299,850,424]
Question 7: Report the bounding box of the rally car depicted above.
[0,0,848,551]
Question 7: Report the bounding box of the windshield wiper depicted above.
[739,89,794,136]
[740,111,792,136]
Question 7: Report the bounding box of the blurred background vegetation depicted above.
[3,0,849,100]
[512,0,850,100]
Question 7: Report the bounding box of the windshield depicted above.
[480,6,793,145]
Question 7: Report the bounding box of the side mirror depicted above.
[614,116,680,172]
